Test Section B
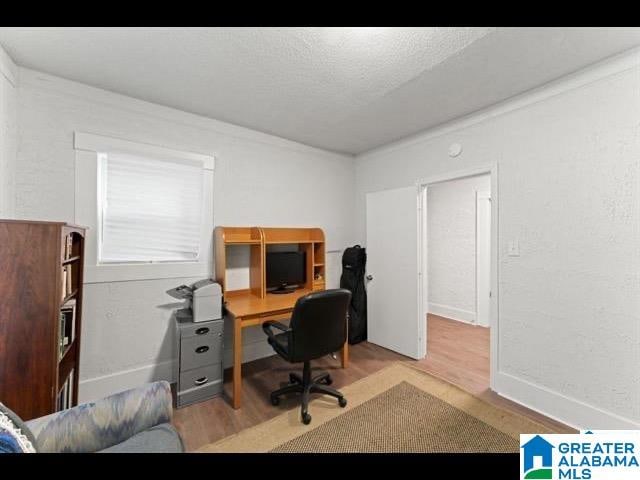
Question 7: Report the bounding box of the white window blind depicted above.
[99,152,204,263]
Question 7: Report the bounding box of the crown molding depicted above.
[17,67,353,161]
[0,44,17,86]
[358,46,640,160]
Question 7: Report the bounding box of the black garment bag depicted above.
[339,245,367,344]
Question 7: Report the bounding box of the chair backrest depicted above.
[288,289,351,362]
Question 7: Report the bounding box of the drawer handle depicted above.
[196,327,210,335]
[194,377,208,386]
[195,346,209,354]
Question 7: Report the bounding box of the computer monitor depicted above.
[266,251,306,294]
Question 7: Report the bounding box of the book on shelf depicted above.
[59,300,76,358]
[61,265,73,301]
[64,234,73,260]
[59,311,66,358]
[67,372,74,409]
[57,373,73,411]
[61,267,68,301]
[68,299,76,344]
[66,264,72,295]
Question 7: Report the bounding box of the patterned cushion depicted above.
[0,402,37,453]
[25,381,173,453]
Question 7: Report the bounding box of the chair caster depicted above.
[338,397,347,408]
[302,412,312,425]
[315,374,332,385]
[270,395,280,406]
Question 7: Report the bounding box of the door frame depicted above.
[417,163,499,390]
[476,190,491,328]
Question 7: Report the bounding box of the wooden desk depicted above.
[224,288,349,409]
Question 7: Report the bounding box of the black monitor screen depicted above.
[266,251,306,289]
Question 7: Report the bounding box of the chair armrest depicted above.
[262,320,290,340]
[25,381,174,453]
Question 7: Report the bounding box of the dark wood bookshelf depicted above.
[0,220,86,420]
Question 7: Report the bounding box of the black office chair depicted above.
[262,288,351,424]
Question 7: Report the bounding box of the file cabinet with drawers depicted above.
[175,309,224,407]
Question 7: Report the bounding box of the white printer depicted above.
[166,279,223,323]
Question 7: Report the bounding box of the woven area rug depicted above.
[198,362,554,453]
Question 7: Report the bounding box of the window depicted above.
[74,132,214,283]
[98,152,204,264]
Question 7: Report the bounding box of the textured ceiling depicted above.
[1,27,640,154]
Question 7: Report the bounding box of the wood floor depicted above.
[172,314,574,452]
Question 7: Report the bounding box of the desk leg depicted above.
[341,340,349,368]
[232,316,242,409]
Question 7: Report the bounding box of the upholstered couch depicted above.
[2,381,184,453]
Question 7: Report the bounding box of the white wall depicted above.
[427,174,490,323]
[0,44,17,218]
[14,68,356,402]
[355,49,640,429]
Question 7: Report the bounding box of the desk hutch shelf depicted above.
[214,226,326,299]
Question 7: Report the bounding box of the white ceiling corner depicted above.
[0,27,639,155]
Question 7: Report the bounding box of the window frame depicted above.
[74,132,214,284]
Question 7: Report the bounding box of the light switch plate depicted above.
[508,239,520,257]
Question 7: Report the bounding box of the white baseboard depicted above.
[78,359,175,404]
[78,342,276,404]
[79,346,639,431]
[428,303,476,324]
[494,371,640,430]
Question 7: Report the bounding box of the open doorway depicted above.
[419,168,496,394]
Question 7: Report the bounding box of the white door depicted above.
[476,191,491,327]
[366,186,422,359]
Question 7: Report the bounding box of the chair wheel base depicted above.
[269,364,346,424]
